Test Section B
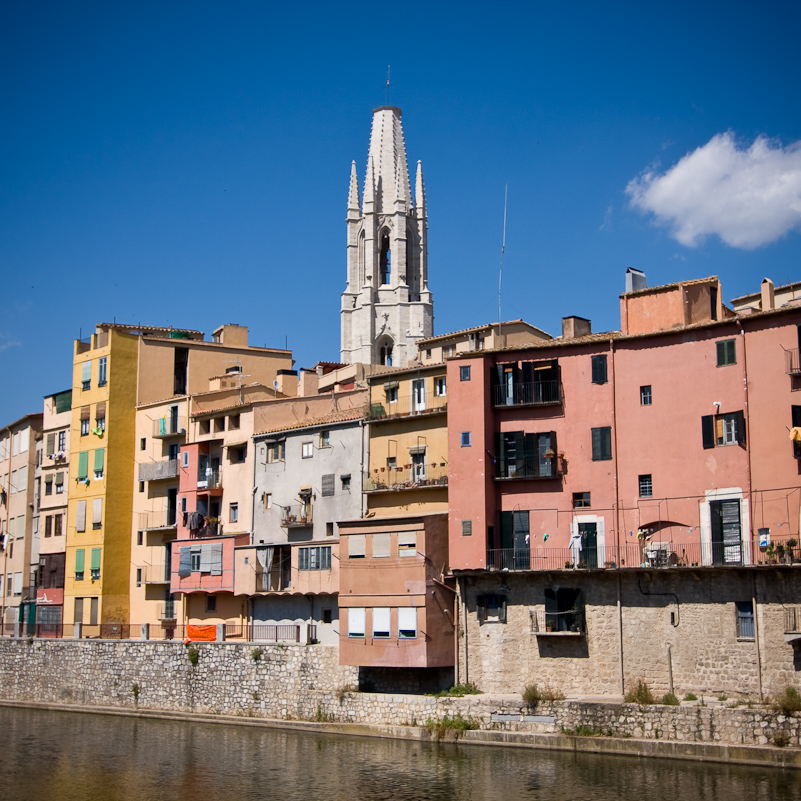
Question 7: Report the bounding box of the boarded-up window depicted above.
[398,531,417,556]
[348,607,365,637]
[321,473,335,497]
[372,533,391,558]
[349,534,365,558]
[76,500,86,532]
[92,498,102,528]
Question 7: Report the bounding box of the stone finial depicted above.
[395,159,407,211]
[348,160,360,216]
[415,160,426,214]
[363,156,376,214]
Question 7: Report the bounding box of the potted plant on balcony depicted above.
[765,542,777,564]
[786,538,797,564]
[204,516,219,536]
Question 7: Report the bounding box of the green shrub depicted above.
[187,646,199,666]
[424,713,480,740]
[772,687,801,716]
[132,683,140,702]
[523,684,541,707]
[684,692,698,701]
[625,679,655,705]
[428,682,481,698]
[251,647,262,662]
[661,692,679,706]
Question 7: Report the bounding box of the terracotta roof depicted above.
[366,361,447,380]
[619,275,718,298]
[731,279,801,303]
[417,320,550,344]
[255,408,364,437]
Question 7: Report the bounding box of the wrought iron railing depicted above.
[281,503,313,527]
[152,417,187,438]
[365,393,448,421]
[492,380,562,408]
[785,348,801,376]
[364,463,448,491]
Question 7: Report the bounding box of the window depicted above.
[349,534,366,558]
[702,411,746,449]
[477,594,507,624]
[45,478,53,496]
[461,432,471,447]
[206,595,217,613]
[544,588,584,632]
[90,548,101,580]
[326,522,334,537]
[459,365,471,381]
[319,430,330,448]
[136,568,142,588]
[793,406,801,459]
[321,474,335,497]
[398,607,417,639]
[372,607,391,638]
[263,492,272,509]
[340,474,351,491]
[44,516,52,538]
[139,481,145,493]
[267,441,286,462]
[398,531,417,556]
[736,600,754,639]
[190,548,201,572]
[573,492,591,508]
[76,500,86,533]
[200,419,211,435]
[58,431,66,451]
[495,431,557,478]
[387,456,397,470]
[229,445,246,464]
[412,378,426,411]
[137,531,143,546]
[97,356,107,386]
[55,472,64,493]
[75,549,85,581]
[93,448,104,480]
[299,545,332,570]
[591,354,608,384]
[181,451,189,468]
[229,503,238,523]
[425,349,432,359]
[640,385,652,406]
[94,413,106,434]
[228,413,240,430]
[92,498,102,529]
[348,607,365,638]
[434,377,446,396]
[80,418,90,437]
[81,361,91,391]
[591,427,612,461]
[638,474,653,497]
[54,515,62,537]
[140,438,146,451]
[717,339,736,366]
[322,609,333,625]
[445,344,456,358]
[461,520,472,536]
[372,533,391,558]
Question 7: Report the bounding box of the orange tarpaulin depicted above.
[186,624,217,642]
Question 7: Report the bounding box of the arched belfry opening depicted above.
[379,231,391,286]
[379,338,394,366]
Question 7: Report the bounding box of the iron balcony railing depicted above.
[492,380,562,408]
[281,503,313,527]
[152,417,187,438]
[249,623,301,642]
[138,459,179,482]
[364,463,448,492]
[785,348,801,376]
[366,393,448,421]
[197,469,221,490]
[494,456,565,481]
[158,601,177,620]
[485,537,801,572]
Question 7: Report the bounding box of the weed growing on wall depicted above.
[187,646,199,666]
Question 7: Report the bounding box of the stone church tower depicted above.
[340,106,433,367]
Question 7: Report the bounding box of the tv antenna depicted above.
[498,184,507,344]
[386,66,391,105]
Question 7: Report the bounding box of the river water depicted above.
[0,706,798,801]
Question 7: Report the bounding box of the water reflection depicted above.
[0,706,798,801]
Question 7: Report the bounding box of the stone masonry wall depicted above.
[0,638,799,748]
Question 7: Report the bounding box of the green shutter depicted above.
[75,549,85,572]
[77,452,88,480]
[94,448,105,472]
[46,434,55,456]
[90,548,101,570]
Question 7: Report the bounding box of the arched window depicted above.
[380,231,391,285]
[379,341,393,366]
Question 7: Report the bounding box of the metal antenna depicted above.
[498,184,507,344]
[386,66,391,105]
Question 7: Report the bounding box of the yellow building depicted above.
[364,363,449,517]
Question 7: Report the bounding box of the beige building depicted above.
[0,413,43,631]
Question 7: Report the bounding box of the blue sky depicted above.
[2,1,800,424]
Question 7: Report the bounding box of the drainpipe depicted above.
[360,419,367,518]
[752,569,763,702]
[0,425,10,629]
[461,578,469,685]
[610,339,625,695]
[454,576,460,685]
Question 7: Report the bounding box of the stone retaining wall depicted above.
[0,639,798,749]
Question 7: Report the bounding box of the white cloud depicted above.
[626,132,801,249]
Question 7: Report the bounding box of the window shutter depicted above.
[81,361,91,384]
[372,533,391,557]
[46,434,55,456]
[591,355,607,384]
[349,534,365,557]
[210,543,223,576]
[701,415,715,449]
[75,549,85,572]
[92,498,102,526]
[94,448,105,473]
[77,451,88,480]
[321,474,335,497]
[178,546,191,577]
[591,427,601,460]
[95,401,106,419]
[735,410,747,448]
[348,607,365,637]
[76,500,86,532]
[80,406,90,421]
[372,607,391,636]
[90,548,101,571]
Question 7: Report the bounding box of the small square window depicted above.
[387,387,398,403]
[322,608,333,625]
[320,430,330,448]
[717,339,736,366]
[206,595,217,613]
[638,474,653,497]
[340,474,351,491]
[461,520,472,536]
[459,365,471,381]
[461,432,471,447]
[640,385,652,406]
[572,492,591,509]
[326,522,334,537]
[182,451,189,467]
[434,377,447,396]
[302,441,313,459]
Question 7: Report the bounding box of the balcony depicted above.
[366,393,447,422]
[138,510,178,531]
[484,537,801,572]
[531,608,585,636]
[152,417,187,438]
[786,348,801,376]
[364,463,448,492]
[492,380,562,408]
[137,564,171,584]
[281,503,313,528]
[197,469,222,490]
[494,455,565,481]
[138,459,179,482]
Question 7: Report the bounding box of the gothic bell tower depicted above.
[340,106,433,367]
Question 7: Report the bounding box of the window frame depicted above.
[572,492,591,509]
[301,441,313,459]
[640,385,652,406]
[459,365,471,381]
[591,427,612,461]
[638,474,653,498]
[461,431,471,447]
[717,339,736,367]
[591,354,608,384]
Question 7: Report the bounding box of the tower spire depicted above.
[415,160,426,215]
[348,160,360,218]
